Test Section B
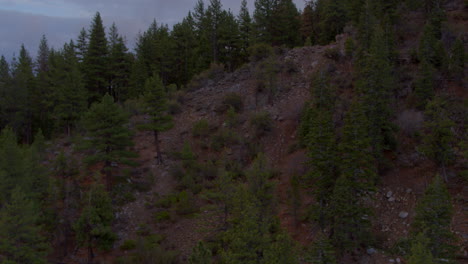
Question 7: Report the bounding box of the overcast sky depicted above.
[0,0,305,61]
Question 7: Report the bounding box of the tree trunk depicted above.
[154,130,163,164]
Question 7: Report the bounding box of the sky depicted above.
[0,0,305,61]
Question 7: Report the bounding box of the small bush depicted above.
[192,119,210,138]
[136,224,151,237]
[211,129,239,151]
[120,240,137,251]
[225,106,239,128]
[176,191,199,215]
[155,194,178,208]
[324,47,341,61]
[250,111,273,137]
[222,93,243,113]
[248,43,274,62]
[154,210,171,222]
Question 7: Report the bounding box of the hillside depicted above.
[0,0,466,264]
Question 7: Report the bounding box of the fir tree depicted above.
[414,58,435,110]
[83,12,109,103]
[411,175,455,262]
[189,241,212,264]
[52,41,87,135]
[0,56,11,128]
[76,27,88,64]
[307,231,337,264]
[357,24,396,161]
[420,97,455,181]
[108,23,131,101]
[74,182,116,263]
[318,0,347,44]
[304,72,337,228]
[408,233,436,264]
[139,75,173,164]
[238,0,252,63]
[271,0,301,47]
[0,187,49,264]
[253,0,276,44]
[82,94,136,188]
[171,13,197,87]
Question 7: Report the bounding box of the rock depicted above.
[406,188,412,194]
[388,197,396,202]
[396,258,401,263]
[386,191,393,198]
[366,248,377,255]
[399,211,409,219]
[389,259,395,263]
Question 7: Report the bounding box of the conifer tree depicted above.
[307,231,337,264]
[415,58,435,110]
[139,75,173,164]
[330,101,375,253]
[74,182,116,263]
[271,0,301,47]
[0,56,11,128]
[82,94,136,188]
[189,241,212,264]
[108,23,131,101]
[52,41,87,135]
[450,38,465,80]
[0,187,49,264]
[238,0,252,63]
[412,175,455,262]
[171,13,197,87]
[83,12,109,103]
[76,27,88,64]
[318,0,347,44]
[253,0,276,44]
[420,97,455,181]
[357,24,396,160]
[304,73,337,228]
[219,10,241,70]
[408,233,436,264]
[10,45,35,143]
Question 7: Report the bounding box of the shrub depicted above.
[211,129,239,151]
[222,93,243,113]
[225,106,239,128]
[250,111,273,137]
[120,240,137,250]
[176,191,199,215]
[154,210,171,222]
[192,119,210,138]
[248,43,274,62]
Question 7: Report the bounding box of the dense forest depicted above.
[0,0,466,263]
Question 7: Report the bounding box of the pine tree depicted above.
[82,94,136,188]
[238,0,252,64]
[307,231,337,264]
[412,175,455,262]
[73,182,116,263]
[304,72,337,228]
[52,41,87,135]
[0,187,49,264]
[189,241,212,264]
[420,97,455,181]
[357,24,396,161]
[10,45,35,143]
[330,101,375,253]
[408,233,436,264]
[318,0,347,44]
[450,38,465,80]
[414,58,435,110]
[83,12,109,103]
[76,27,88,64]
[171,13,197,87]
[0,56,11,128]
[139,75,173,164]
[271,0,301,47]
[108,23,131,102]
[218,10,241,70]
[253,0,276,44]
